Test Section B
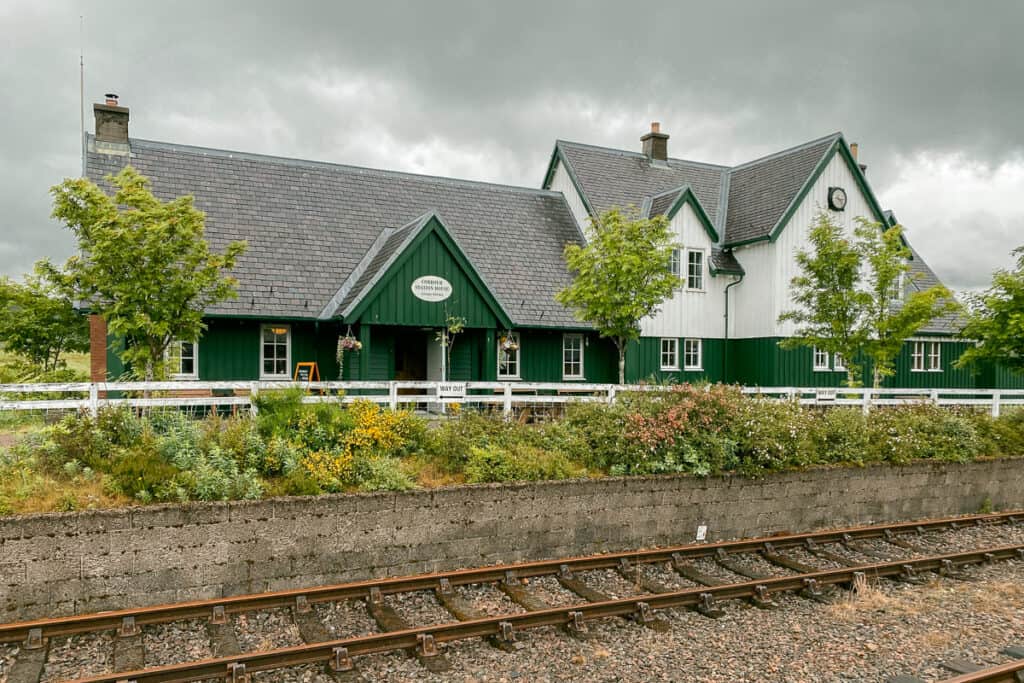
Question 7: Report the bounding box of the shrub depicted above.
[464,443,582,483]
[352,454,415,492]
[812,408,873,464]
[733,398,816,474]
[867,404,981,463]
[106,448,180,501]
[300,448,354,491]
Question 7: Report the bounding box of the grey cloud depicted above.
[1,0,1022,286]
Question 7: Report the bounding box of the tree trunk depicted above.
[617,338,626,385]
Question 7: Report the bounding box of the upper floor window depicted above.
[686,249,704,291]
[498,332,520,379]
[660,338,679,370]
[669,248,682,281]
[684,338,702,370]
[562,334,584,379]
[889,271,906,303]
[261,325,291,379]
[166,340,197,379]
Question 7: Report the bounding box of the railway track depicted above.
[1,511,1022,683]
[895,644,1024,682]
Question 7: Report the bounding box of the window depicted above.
[833,353,846,372]
[166,340,197,379]
[686,249,704,290]
[669,248,682,280]
[927,342,941,371]
[683,338,702,370]
[911,341,925,372]
[261,325,291,378]
[562,334,584,379]
[813,347,830,371]
[498,332,520,379]
[660,338,679,370]
[889,272,906,303]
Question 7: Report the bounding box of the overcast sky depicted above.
[1,1,1022,291]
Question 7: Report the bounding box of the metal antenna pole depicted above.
[79,15,84,142]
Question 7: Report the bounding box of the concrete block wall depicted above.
[2,458,1022,622]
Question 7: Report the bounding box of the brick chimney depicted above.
[850,141,867,175]
[641,122,669,162]
[93,93,129,144]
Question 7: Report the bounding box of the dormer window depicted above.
[686,249,705,291]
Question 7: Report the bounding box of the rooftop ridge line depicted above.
[90,135,568,199]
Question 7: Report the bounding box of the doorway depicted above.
[393,330,428,381]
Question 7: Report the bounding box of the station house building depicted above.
[84,98,1022,389]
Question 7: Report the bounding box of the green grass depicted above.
[0,350,90,378]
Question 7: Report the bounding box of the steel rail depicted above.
[940,659,1024,683]
[65,544,1024,683]
[1,510,1019,645]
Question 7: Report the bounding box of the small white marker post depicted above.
[696,524,708,542]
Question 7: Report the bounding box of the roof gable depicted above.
[336,212,513,328]
[644,185,720,243]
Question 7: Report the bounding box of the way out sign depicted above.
[437,382,467,399]
[411,276,452,302]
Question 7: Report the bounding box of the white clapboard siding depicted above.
[547,159,591,231]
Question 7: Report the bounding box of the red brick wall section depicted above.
[88,314,107,382]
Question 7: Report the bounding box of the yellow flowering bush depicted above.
[300,448,354,490]
[343,400,420,457]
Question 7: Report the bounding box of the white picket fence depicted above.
[0,381,1021,418]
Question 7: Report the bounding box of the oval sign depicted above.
[411,275,453,303]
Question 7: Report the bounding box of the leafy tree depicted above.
[0,268,89,373]
[43,166,246,381]
[855,218,957,387]
[956,246,1024,374]
[556,207,677,383]
[779,212,868,386]
[780,212,956,388]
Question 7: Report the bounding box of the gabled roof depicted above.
[643,185,720,243]
[543,132,892,252]
[905,239,963,335]
[84,136,587,328]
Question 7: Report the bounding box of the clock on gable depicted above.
[827,186,848,211]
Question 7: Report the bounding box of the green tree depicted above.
[556,207,677,383]
[43,166,246,381]
[855,218,957,387]
[956,246,1024,374]
[0,268,89,373]
[779,212,868,386]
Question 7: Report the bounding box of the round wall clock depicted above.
[828,186,848,211]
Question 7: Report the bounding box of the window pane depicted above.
[180,358,194,374]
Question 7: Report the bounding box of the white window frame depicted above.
[683,338,703,371]
[660,338,679,371]
[260,324,292,380]
[562,334,584,380]
[165,339,198,380]
[927,342,942,372]
[889,271,906,303]
[669,248,682,282]
[813,346,830,372]
[911,341,925,372]
[833,352,846,373]
[497,331,520,379]
[685,249,705,292]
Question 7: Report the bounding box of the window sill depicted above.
[170,375,198,381]
[260,376,291,381]
[813,368,831,372]
[498,376,521,381]
[660,366,679,372]
[685,288,706,294]
[684,366,703,372]
[562,376,585,381]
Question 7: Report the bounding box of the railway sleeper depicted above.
[556,565,670,633]
[291,603,360,680]
[670,554,774,610]
[435,579,522,652]
[5,634,47,683]
[366,587,451,673]
[804,538,861,567]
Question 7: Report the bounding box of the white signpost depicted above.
[411,276,453,302]
[436,382,467,400]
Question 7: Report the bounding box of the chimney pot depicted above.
[849,142,859,161]
[104,93,119,106]
[640,122,670,162]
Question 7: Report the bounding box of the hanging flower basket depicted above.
[499,334,519,351]
[336,334,362,379]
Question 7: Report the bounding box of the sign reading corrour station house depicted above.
[411,275,453,302]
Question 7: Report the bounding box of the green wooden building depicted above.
[85,100,1021,389]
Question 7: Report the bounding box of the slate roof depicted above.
[84,136,587,327]
[549,133,843,249]
[905,240,963,334]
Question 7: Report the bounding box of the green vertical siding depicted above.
[514,329,618,383]
[625,338,726,384]
[197,319,340,381]
[356,230,499,329]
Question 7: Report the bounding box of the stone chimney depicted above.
[641,122,669,162]
[93,93,129,144]
[850,141,867,175]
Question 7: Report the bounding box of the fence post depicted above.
[88,383,99,418]
[503,383,512,419]
[861,388,871,415]
[388,381,398,411]
[608,386,617,405]
[992,391,1001,418]
[249,382,259,416]
[930,389,939,403]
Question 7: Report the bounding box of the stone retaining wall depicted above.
[2,458,1022,622]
